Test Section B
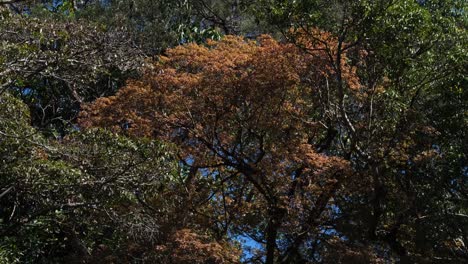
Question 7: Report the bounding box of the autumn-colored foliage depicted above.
[79,33,359,262]
[154,229,241,264]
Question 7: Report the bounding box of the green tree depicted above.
[0,92,198,263]
[0,13,144,133]
[260,0,467,262]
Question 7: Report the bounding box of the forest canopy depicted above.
[1,0,467,263]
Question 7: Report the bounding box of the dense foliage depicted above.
[1,0,467,263]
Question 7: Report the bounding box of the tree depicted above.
[0,0,232,134]
[0,91,238,263]
[0,13,144,133]
[78,34,373,263]
[259,0,468,262]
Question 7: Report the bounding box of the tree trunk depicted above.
[265,216,278,264]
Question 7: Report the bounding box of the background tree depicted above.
[0,12,145,134]
[259,0,468,262]
[0,91,242,263]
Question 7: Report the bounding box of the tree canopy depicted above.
[1,0,467,263]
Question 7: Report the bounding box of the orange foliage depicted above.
[80,33,358,260]
[80,33,353,201]
[292,28,361,91]
[155,229,241,264]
